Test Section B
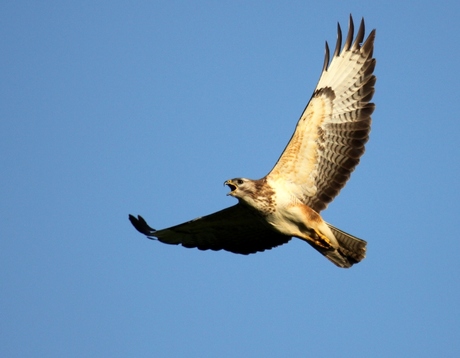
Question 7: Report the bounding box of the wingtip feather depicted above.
[129,214,157,236]
[333,22,342,59]
[343,15,355,51]
[322,41,330,72]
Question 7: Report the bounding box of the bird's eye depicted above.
[237,179,244,185]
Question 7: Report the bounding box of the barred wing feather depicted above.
[267,16,376,213]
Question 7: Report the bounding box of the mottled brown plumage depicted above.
[129,15,375,268]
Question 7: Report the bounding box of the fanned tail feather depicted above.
[327,223,367,267]
[307,223,367,268]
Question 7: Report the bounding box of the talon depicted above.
[309,230,332,249]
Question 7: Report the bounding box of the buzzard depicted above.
[129,16,376,268]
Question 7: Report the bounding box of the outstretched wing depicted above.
[129,204,291,254]
[267,16,376,213]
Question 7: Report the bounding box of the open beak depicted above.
[224,180,237,196]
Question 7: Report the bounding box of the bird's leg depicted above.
[305,229,333,249]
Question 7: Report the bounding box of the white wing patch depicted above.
[269,88,335,197]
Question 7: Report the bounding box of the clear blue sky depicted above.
[2,1,460,357]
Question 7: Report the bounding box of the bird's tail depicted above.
[323,223,367,268]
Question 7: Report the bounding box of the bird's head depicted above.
[224,177,262,206]
[225,178,245,197]
[224,178,253,198]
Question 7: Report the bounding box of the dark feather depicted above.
[129,204,291,255]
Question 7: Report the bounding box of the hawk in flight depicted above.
[129,16,376,268]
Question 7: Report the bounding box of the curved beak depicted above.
[224,180,237,196]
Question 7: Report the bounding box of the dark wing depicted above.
[129,204,291,255]
[267,16,376,212]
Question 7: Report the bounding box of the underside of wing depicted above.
[267,16,376,213]
[129,204,291,255]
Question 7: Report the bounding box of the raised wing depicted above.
[129,204,291,254]
[267,16,376,213]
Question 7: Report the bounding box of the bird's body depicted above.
[223,176,365,268]
[225,177,330,245]
[129,15,375,268]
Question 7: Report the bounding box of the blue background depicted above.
[2,1,459,357]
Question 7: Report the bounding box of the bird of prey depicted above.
[129,16,376,268]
